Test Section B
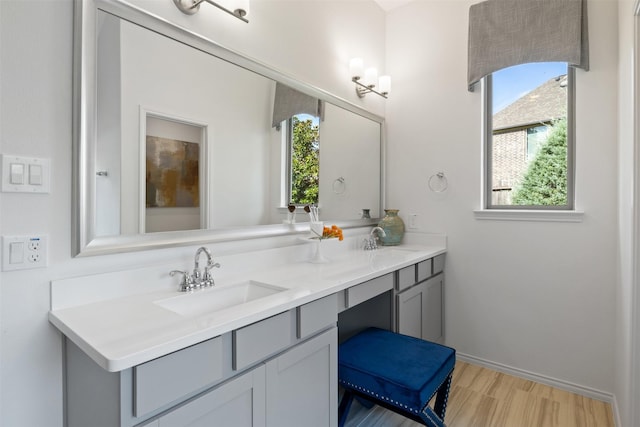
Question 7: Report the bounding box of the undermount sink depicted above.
[155,280,287,317]
[379,247,422,256]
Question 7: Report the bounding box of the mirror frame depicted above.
[73,0,385,257]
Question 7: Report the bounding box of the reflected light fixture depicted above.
[173,0,250,23]
[350,58,390,98]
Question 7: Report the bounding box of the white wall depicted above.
[127,0,387,118]
[0,1,385,426]
[320,103,381,221]
[96,12,122,237]
[119,18,273,231]
[616,1,638,426]
[386,0,618,396]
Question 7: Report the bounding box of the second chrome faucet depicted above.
[170,246,221,292]
[363,227,386,250]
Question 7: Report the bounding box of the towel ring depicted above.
[428,172,448,193]
[333,177,346,194]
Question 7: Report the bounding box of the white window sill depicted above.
[473,209,584,222]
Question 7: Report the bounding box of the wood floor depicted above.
[344,361,615,427]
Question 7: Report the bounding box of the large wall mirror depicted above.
[74,0,384,256]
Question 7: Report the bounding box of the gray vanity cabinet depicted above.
[65,296,338,427]
[397,274,444,343]
[149,366,266,427]
[395,254,445,343]
[62,255,445,427]
[147,327,337,427]
[265,327,337,427]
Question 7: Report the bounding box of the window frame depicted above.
[284,117,294,206]
[483,66,576,211]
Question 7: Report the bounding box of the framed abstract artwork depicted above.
[145,136,200,208]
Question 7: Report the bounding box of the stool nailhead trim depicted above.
[339,380,421,414]
[340,369,453,424]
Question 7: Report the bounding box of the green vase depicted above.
[378,209,405,246]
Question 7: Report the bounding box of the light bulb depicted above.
[379,75,391,95]
[364,67,378,88]
[349,58,364,80]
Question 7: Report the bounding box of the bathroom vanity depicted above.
[49,235,445,427]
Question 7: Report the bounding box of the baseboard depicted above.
[611,394,621,427]
[457,353,615,404]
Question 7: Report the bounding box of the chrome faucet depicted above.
[170,270,196,292]
[364,227,386,250]
[170,247,221,292]
[193,246,220,288]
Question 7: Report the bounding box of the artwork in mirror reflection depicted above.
[94,10,381,239]
[145,137,199,208]
[144,115,204,233]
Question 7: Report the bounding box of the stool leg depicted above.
[433,373,453,420]
[338,390,355,427]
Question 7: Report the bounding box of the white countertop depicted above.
[49,239,445,372]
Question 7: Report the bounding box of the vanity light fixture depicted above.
[173,0,250,23]
[349,58,390,98]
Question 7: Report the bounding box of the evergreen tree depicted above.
[512,119,567,206]
[290,116,319,204]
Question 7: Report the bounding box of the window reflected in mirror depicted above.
[287,114,320,206]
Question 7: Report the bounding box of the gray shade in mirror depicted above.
[74,0,385,257]
[272,82,324,128]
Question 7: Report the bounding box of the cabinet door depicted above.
[423,274,444,343]
[397,280,425,339]
[265,327,338,427]
[157,366,266,427]
[397,273,443,343]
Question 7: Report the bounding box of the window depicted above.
[526,125,549,162]
[286,114,320,206]
[485,62,574,210]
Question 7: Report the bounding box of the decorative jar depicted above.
[378,209,405,246]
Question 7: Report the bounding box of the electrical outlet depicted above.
[28,240,41,251]
[408,214,419,229]
[2,235,48,271]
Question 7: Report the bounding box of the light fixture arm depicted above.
[173,0,249,23]
[352,77,388,99]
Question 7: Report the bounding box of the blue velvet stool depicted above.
[338,328,456,427]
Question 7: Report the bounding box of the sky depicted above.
[493,62,568,114]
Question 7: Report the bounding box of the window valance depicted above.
[467,0,589,91]
[272,82,324,129]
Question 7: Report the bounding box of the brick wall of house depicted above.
[492,130,527,204]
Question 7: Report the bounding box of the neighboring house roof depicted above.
[493,74,567,131]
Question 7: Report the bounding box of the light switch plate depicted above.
[2,235,48,271]
[408,214,419,229]
[1,154,50,193]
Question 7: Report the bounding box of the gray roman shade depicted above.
[272,82,324,129]
[468,0,589,91]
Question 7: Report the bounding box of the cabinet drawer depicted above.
[134,336,223,417]
[233,311,293,371]
[433,253,445,275]
[417,259,432,282]
[297,294,338,339]
[346,273,393,308]
[397,265,416,291]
